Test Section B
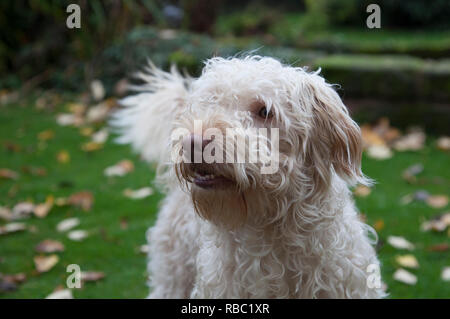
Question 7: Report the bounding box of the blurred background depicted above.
[0,0,449,298]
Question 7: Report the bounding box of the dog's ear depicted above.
[110,62,190,164]
[301,73,369,189]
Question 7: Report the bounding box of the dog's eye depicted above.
[258,106,273,119]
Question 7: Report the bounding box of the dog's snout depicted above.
[182,134,212,163]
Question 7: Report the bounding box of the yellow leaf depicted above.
[57,150,70,163]
[395,255,419,269]
[373,219,385,232]
[38,130,54,141]
[81,141,103,152]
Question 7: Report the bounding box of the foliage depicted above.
[303,0,450,30]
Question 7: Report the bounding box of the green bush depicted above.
[303,0,450,30]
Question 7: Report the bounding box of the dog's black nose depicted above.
[182,134,212,163]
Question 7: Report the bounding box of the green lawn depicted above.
[0,98,449,298]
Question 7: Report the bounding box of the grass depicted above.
[0,98,449,298]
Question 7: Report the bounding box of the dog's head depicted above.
[168,56,368,228]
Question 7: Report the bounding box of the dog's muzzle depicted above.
[180,134,233,189]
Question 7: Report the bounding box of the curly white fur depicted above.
[112,55,386,299]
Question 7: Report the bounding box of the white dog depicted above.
[112,55,385,298]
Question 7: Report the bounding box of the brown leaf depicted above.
[81,271,105,282]
[354,185,371,197]
[426,195,449,209]
[35,239,65,253]
[0,168,19,180]
[0,273,26,293]
[34,255,59,273]
[120,217,128,230]
[427,243,449,252]
[68,191,94,211]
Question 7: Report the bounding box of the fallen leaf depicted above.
[123,187,153,199]
[22,166,47,177]
[139,244,150,254]
[68,191,94,211]
[81,271,105,282]
[79,127,94,137]
[373,219,385,232]
[67,102,86,115]
[0,273,26,293]
[56,113,83,127]
[90,80,105,101]
[354,185,371,197]
[421,212,450,232]
[37,130,54,141]
[46,288,73,299]
[92,128,109,144]
[81,141,103,152]
[426,195,448,209]
[0,206,12,221]
[0,168,19,180]
[428,243,449,252]
[393,268,417,285]
[395,255,419,269]
[11,202,34,220]
[387,236,415,250]
[114,78,129,96]
[67,230,88,241]
[33,196,54,218]
[436,136,450,151]
[56,217,80,232]
[57,150,70,164]
[35,239,65,253]
[441,267,450,281]
[55,197,68,206]
[34,254,59,273]
[401,163,424,183]
[393,130,425,151]
[120,217,128,230]
[104,159,134,177]
[0,222,27,235]
[86,102,111,123]
[366,145,392,160]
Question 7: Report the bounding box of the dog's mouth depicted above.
[186,164,234,190]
